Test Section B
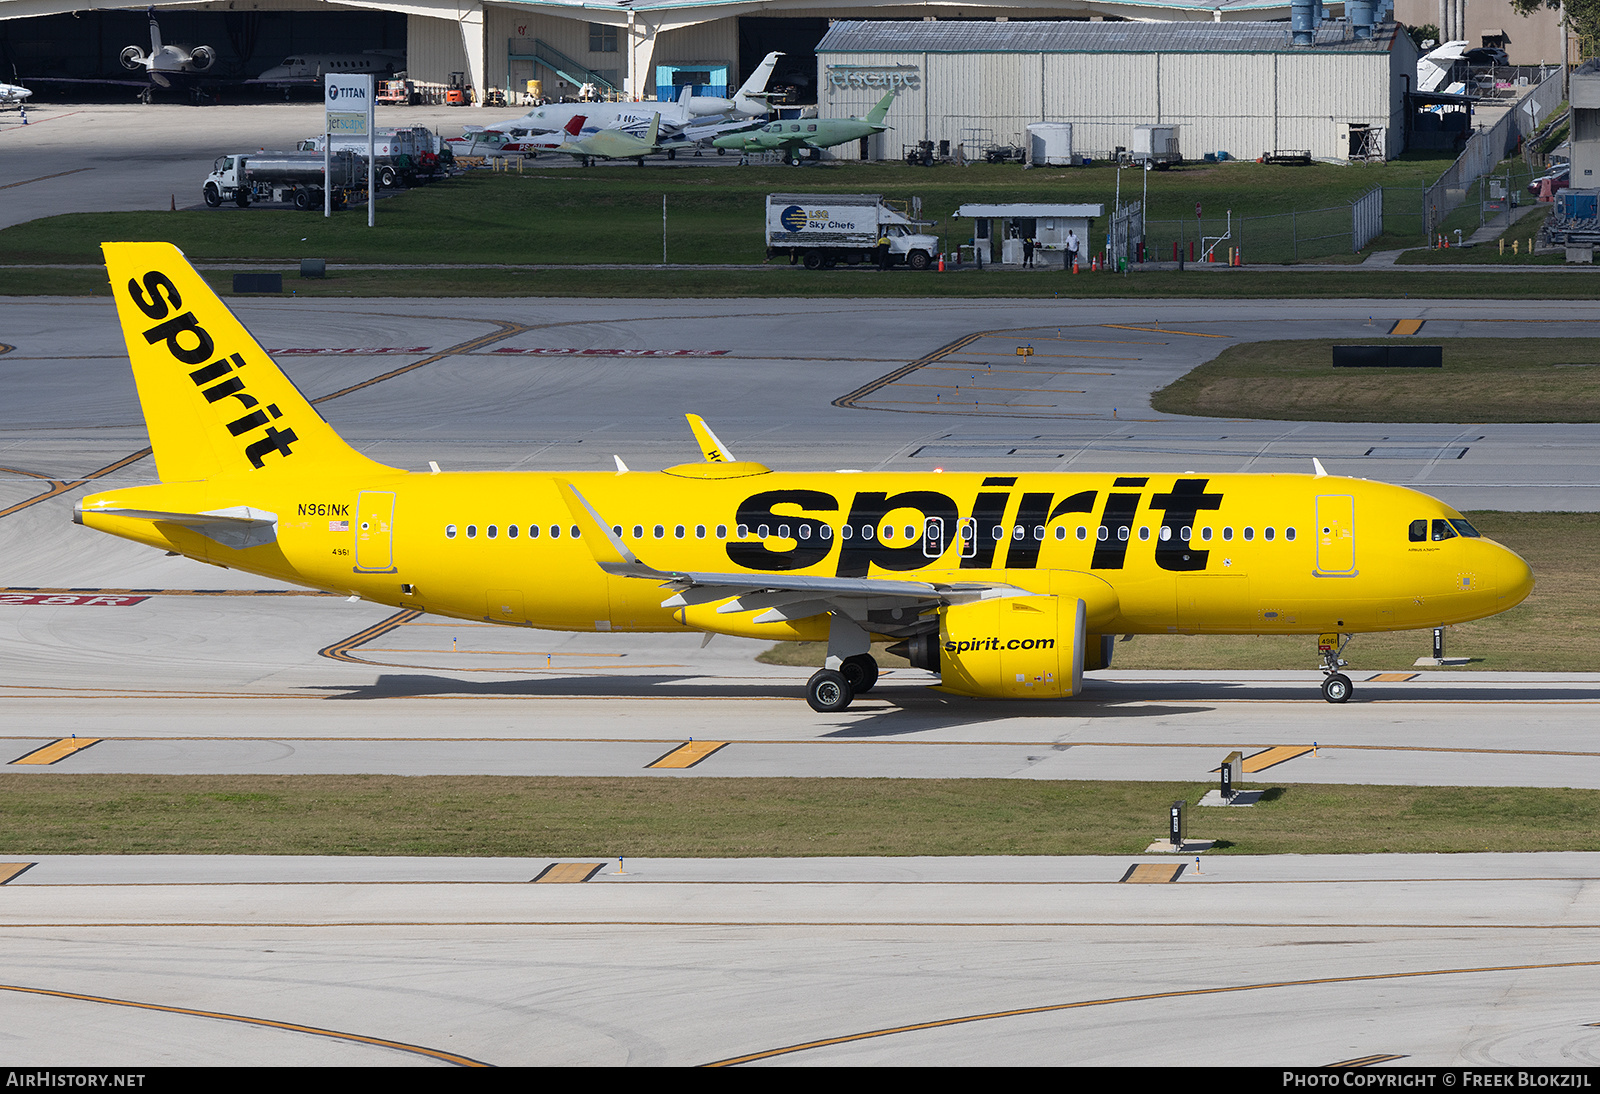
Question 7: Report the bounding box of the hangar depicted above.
[1,0,1365,111]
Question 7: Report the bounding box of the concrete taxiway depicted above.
[2,853,1599,1066]
[3,292,1598,1065]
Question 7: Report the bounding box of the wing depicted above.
[556,482,1025,636]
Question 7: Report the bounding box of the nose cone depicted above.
[1496,546,1535,611]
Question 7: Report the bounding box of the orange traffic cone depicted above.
[938,253,945,272]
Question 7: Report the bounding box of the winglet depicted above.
[685,414,734,462]
[555,480,669,580]
[1312,458,1328,478]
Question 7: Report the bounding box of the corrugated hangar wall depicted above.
[820,41,1407,161]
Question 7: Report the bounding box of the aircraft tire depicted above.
[806,669,853,713]
[1321,673,1352,704]
[841,654,878,695]
[203,184,221,208]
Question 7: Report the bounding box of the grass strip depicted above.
[1152,338,1600,422]
[2,775,1597,856]
[8,265,1600,301]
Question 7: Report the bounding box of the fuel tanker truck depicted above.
[202,150,367,211]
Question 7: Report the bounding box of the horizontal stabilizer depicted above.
[75,502,278,549]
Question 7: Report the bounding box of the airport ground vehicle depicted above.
[765,193,940,270]
[202,151,366,210]
[80,243,1536,714]
[297,127,442,187]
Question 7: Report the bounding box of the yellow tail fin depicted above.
[102,242,388,483]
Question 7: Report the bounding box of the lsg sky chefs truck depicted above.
[202,151,367,210]
[766,194,940,270]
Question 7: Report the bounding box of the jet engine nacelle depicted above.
[934,595,1087,699]
[121,46,149,71]
[685,96,736,116]
[189,45,215,71]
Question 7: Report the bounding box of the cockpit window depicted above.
[1449,519,1481,538]
[1431,519,1458,541]
[1408,519,1427,542]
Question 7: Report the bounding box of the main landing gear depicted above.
[1318,632,1353,704]
[806,654,877,713]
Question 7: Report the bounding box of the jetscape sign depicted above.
[325,73,372,138]
[826,64,920,96]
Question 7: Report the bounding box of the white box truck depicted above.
[1127,125,1182,169]
[766,194,940,270]
[202,151,366,210]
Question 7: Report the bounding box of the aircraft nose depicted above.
[1494,545,1535,610]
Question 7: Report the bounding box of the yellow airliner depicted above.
[77,243,1534,710]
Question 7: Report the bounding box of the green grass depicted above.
[3,775,1597,856]
[9,264,1600,301]
[1151,337,1600,422]
[0,156,1455,269]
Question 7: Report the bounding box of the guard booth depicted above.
[953,203,1104,265]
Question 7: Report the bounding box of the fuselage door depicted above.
[354,490,397,573]
[1314,494,1356,576]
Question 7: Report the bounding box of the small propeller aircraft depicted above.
[714,91,897,165]
[78,243,1535,714]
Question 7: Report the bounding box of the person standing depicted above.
[1022,236,1035,268]
[1065,229,1080,271]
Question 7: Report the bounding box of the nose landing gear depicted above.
[1318,632,1353,703]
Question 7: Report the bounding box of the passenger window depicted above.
[466,525,477,539]
[446,524,457,539]
[675,525,686,539]
[571,526,580,539]
[508,525,519,539]
[612,526,622,538]
[1432,519,1457,541]
[1180,526,1191,541]
[1285,528,1296,541]
[654,524,665,539]
[820,525,832,540]
[1409,519,1427,542]
[861,525,874,541]
[528,525,539,539]
[1201,527,1212,541]
[758,524,770,538]
[1076,526,1087,541]
[716,525,727,539]
[549,525,560,539]
[1223,527,1233,541]
[696,525,706,539]
[1159,527,1171,541]
[906,525,917,540]
[1012,526,1024,541]
[1243,527,1255,541]
[737,524,749,538]
[1117,527,1129,541]
[1264,527,1275,541]
[839,525,852,539]
[633,525,643,539]
[487,525,498,539]
[991,525,1004,541]
[1138,527,1150,541]
[882,526,894,541]
[1097,526,1107,541]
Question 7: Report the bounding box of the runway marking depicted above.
[833,331,987,410]
[10,738,100,765]
[0,864,35,884]
[0,167,93,191]
[532,862,607,883]
[1368,673,1418,682]
[0,983,489,1066]
[317,609,423,663]
[648,741,729,768]
[1329,1054,1408,1066]
[1389,319,1425,336]
[1102,323,1228,339]
[0,592,149,606]
[1241,746,1314,772]
[1119,863,1185,883]
[924,365,1114,376]
[701,958,1600,1066]
[0,587,332,598]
